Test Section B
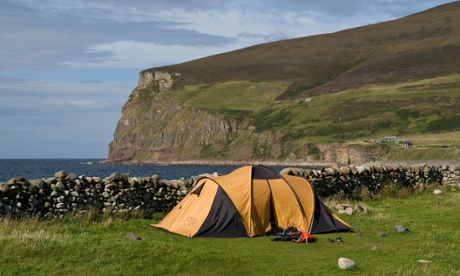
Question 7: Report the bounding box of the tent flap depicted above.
[194,187,248,237]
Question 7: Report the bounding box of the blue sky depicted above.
[0,0,454,159]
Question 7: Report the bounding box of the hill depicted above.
[107,2,460,164]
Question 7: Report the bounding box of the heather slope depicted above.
[147,2,460,96]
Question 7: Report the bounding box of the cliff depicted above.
[108,70,385,164]
[109,70,279,162]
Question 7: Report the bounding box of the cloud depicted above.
[2,0,453,73]
[62,40,241,68]
[0,77,129,158]
[0,77,131,114]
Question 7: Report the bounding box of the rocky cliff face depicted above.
[107,70,379,164]
[108,70,258,162]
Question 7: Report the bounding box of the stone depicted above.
[127,177,136,187]
[338,257,356,269]
[56,203,67,209]
[345,208,353,215]
[55,171,67,178]
[417,259,432,263]
[105,183,116,190]
[29,197,38,207]
[355,166,367,174]
[337,206,353,215]
[126,232,142,240]
[27,184,39,193]
[0,183,9,193]
[103,172,122,183]
[163,180,179,189]
[56,196,66,203]
[350,166,358,175]
[324,168,336,176]
[28,179,44,188]
[433,189,442,195]
[337,203,352,210]
[394,224,409,232]
[3,204,12,214]
[66,172,78,181]
[142,193,151,202]
[74,184,82,192]
[56,181,66,190]
[340,166,351,175]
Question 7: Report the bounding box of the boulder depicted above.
[338,257,356,269]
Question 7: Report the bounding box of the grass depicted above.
[164,74,460,142]
[1,189,460,275]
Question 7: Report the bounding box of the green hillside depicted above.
[109,2,460,163]
[163,74,460,160]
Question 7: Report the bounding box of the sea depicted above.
[0,159,287,182]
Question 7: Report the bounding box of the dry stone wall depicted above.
[281,164,460,199]
[0,171,206,219]
[1,164,459,218]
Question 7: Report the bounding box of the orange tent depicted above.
[152,165,351,237]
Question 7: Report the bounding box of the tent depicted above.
[152,165,351,237]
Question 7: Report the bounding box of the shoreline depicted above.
[97,159,460,168]
[97,159,338,168]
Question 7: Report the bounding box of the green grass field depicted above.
[1,187,459,275]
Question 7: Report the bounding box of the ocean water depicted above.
[0,159,286,182]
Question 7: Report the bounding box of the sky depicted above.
[0,0,454,159]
